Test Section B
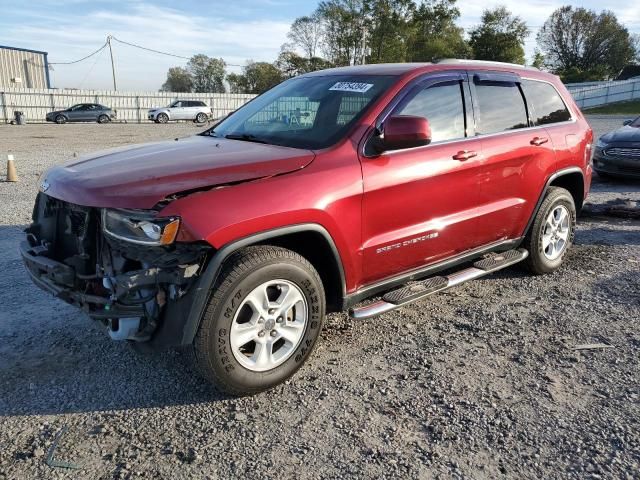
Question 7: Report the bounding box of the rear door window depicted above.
[473,78,528,134]
[520,79,571,125]
[396,81,466,142]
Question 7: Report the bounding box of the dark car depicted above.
[45,103,116,124]
[593,116,640,179]
[22,61,592,395]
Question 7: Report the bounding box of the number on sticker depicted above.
[329,82,374,93]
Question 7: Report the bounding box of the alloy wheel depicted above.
[542,205,570,260]
[230,279,307,372]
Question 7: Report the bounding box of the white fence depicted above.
[0,88,256,123]
[2,77,640,123]
[569,78,640,109]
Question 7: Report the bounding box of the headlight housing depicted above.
[102,209,180,246]
[595,138,607,149]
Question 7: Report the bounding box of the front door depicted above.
[170,101,187,120]
[360,74,483,286]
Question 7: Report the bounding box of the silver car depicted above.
[148,100,212,123]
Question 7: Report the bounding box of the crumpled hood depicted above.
[43,135,315,209]
[601,125,640,144]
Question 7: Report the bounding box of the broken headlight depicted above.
[102,209,180,246]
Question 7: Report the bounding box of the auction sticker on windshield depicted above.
[329,82,374,93]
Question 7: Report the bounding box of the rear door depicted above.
[84,104,100,121]
[469,71,557,244]
[360,73,483,285]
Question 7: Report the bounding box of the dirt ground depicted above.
[0,118,638,479]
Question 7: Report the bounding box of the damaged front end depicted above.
[20,193,211,344]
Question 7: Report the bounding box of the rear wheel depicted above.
[55,115,66,124]
[192,246,325,395]
[524,187,576,274]
[156,113,169,124]
[195,112,207,123]
[97,114,110,124]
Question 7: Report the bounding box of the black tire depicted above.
[97,114,110,124]
[523,186,576,275]
[55,115,67,124]
[195,112,207,123]
[157,113,169,124]
[192,246,325,395]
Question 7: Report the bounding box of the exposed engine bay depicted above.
[21,193,210,342]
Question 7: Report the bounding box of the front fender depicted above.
[153,223,346,348]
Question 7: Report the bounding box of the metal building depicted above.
[0,45,51,89]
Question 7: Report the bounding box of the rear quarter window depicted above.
[521,79,572,125]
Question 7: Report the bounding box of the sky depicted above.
[0,0,638,91]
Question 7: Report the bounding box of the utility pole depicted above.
[107,35,117,91]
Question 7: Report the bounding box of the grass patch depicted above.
[583,100,640,115]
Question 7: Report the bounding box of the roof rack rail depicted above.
[435,59,539,71]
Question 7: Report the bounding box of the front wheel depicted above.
[192,246,325,395]
[195,112,207,123]
[55,115,67,124]
[523,186,576,274]
[97,114,110,124]
[156,113,169,124]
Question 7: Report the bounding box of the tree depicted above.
[187,55,227,93]
[275,50,332,78]
[161,67,193,92]
[365,0,415,63]
[537,7,635,80]
[531,49,545,69]
[468,6,529,64]
[226,72,247,94]
[408,0,470,62]
[317,0,367,66]
[227,61,284,94]
[288,14,324,60]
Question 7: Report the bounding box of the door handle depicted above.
[452,150,478,161]
[530,136,549,146]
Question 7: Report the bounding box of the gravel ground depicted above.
[0,118,638,479]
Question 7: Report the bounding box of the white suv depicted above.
[148,100,212,123]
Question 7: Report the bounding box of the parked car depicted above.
[45,104,116,124]
[22,60,592,395]
[148,100,212,123]
[593,116,640,179]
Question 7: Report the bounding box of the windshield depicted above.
[209,75,395,149]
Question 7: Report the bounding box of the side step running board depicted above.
[349,249,528,319]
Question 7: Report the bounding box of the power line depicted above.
[77,44,106,88]
[48,36,246,68]
[111,36,244,67]
[49,42,107,65]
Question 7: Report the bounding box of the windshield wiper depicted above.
[223,133,269,144]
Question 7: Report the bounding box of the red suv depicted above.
[22,60,592,395]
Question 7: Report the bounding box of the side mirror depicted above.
[623,119,633,126]
[375,115,432,153]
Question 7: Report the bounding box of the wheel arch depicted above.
[523,167,584,237]
[173,224,346,347]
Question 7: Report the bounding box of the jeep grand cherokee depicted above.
[22,60,593,395]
